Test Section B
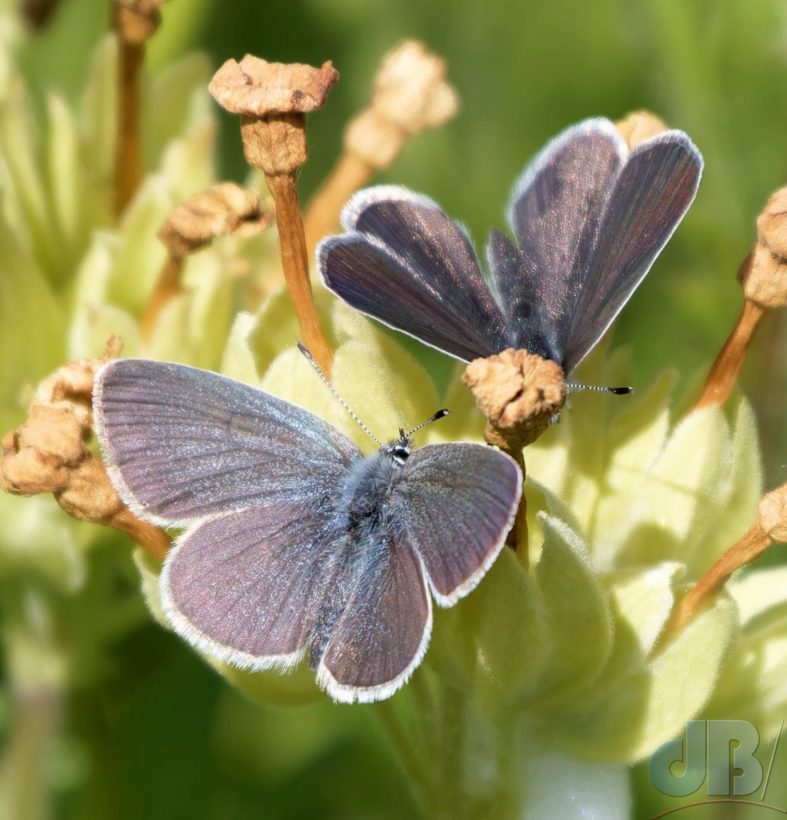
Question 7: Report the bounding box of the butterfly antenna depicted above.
[297,343,383,447]
[565,382,633,396]
[403,408,450,438]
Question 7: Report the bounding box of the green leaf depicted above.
[221,311,260,385]
[533,514,612,700]
[708,566,787,740]
[106,177,171,313]
[536,596,736,762]
[80,35,116,186]
[608,562,683,655]
[466,548,550,711]
[68,303,140,361]
[0,210,64,429]
[433,363,485,445]
[683,396,763,578]
[589,370,677,569]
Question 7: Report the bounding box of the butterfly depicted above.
[93,357,521,703]
[318,117,703,375]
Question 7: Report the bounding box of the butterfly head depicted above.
[384,409,450,467]
[387,432,412,467]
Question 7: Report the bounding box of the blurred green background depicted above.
[7,0,787,817]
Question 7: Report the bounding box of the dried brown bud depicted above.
[209,56,339,116]
[112,0,165,45]
[157,183,273,258]
[736,187,787,310]
[757,186,787,258]
[760,483,787,544]
[209,56,338,178]
[739,244,787,309]
[304,41,457,252]
[345,40,458,168]
[615,110,669,149]
[371,40,458,134]
[0,341,170,559]
[462,349,566,450]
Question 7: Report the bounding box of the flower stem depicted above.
[507,447,529,568]
[140,253,183,341]
[114,39,143,217]
[694,298,764,409]
[266,173,333,374]
[659,522,769,645]
[304,154,371,254]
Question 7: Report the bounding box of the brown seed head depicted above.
[157,183,273,258]
[738,187,787,309]
[209,56,338,177]
[371,40,458,134]
[344,40,458,168]
[0,338,170,558]
[112,0,165,45]
[462,348,566,450]
[616,110,669,150]
[757,186,787,258]
[760,483,787,544]
[209,56,339,116]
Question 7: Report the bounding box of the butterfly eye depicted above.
[390,443,410,465]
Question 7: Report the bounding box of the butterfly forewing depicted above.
[501,119,625,363]
[392,443,522,605]
[94,359,360,526]
[562,132,703,372]
[319,187,511,362]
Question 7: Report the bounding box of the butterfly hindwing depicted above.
[162,504,343,671]
[500,118,626,365]
[392,443,522,605]
[315,536,431,703]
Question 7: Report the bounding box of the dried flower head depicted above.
[209,56,339,117]
[462,348,566,450]
[304,41,458,251]
[0,340,169,558]
[696,185,787,408]
[615,110,668,149]
[209,56,339,177]
[157,183,273,258]
[739,186,787,309]
[112,0,165,45]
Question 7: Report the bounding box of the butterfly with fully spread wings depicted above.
[94,359,521,704]
[318,118,703,375]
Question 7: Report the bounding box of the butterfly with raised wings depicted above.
[318,117,703,374]
[94,358,521,703]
